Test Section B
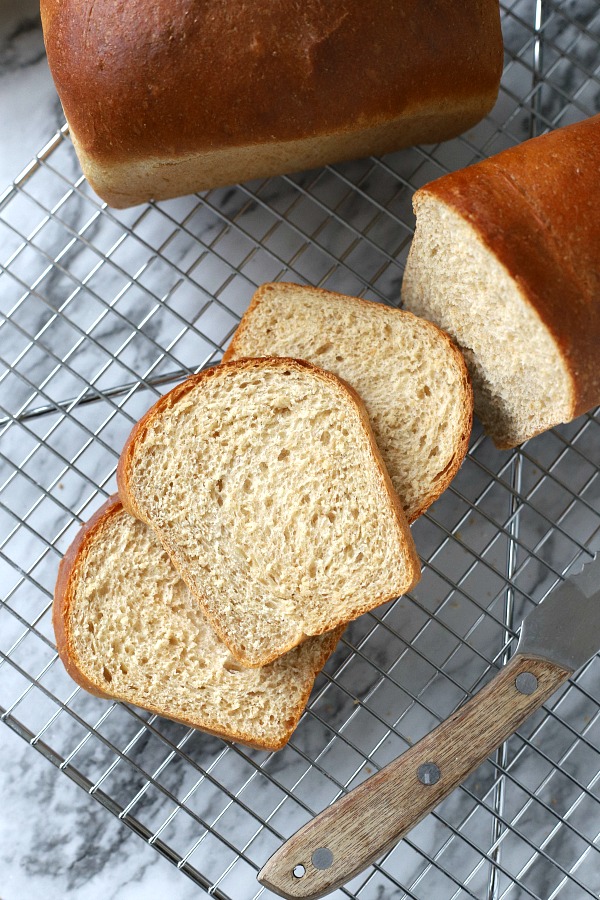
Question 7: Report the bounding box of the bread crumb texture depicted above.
[402,194,572,447]
[65,504,340,749]
[121,359,419,665]
[224,283,472,520]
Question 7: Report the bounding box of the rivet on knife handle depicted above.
[258,652,571,899]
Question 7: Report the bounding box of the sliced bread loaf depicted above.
[401,115,600,448]
[222,283,472,521]
[117,357,421,667]
[54,497,342,750]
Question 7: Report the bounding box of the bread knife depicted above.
[258,553,600,899]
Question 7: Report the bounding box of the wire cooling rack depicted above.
[2,2,600,898]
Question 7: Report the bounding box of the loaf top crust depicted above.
[419,114,600,418]
[40,0,503,164]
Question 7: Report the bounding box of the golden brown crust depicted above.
[41,0,502,163]
[223,283,473,522]
[53,496,343,750]
[117,357,421,665]
[41,0,502,203]
[417,114,600,423]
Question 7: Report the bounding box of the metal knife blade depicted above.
[258,551,600,900]
[517,551,600,671]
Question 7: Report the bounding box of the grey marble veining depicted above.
[2,1,600,899]
[0,722,203,900]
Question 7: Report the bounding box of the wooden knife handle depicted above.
[258,652,571,900]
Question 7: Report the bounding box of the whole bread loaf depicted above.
[223,283,472,522]
[54,496,342,751]
[402,114,600,448]
[40,0,503,208]
[117,357,421,666]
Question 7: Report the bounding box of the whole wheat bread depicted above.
[222,283,472,522]
[54,497,342,751]
[401,115,600,448]
[40,1,502,207]
[117,357,421,667]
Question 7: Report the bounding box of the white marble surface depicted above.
[0,722,202,900]
[2,2,600,900]
[0,0,61,190]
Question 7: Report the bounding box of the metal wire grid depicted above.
[1,1,600,897]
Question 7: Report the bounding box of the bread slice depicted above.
[222,283,472,522]
[401,116,600,448]
[117,357,421,667]
[54,497,342,751]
